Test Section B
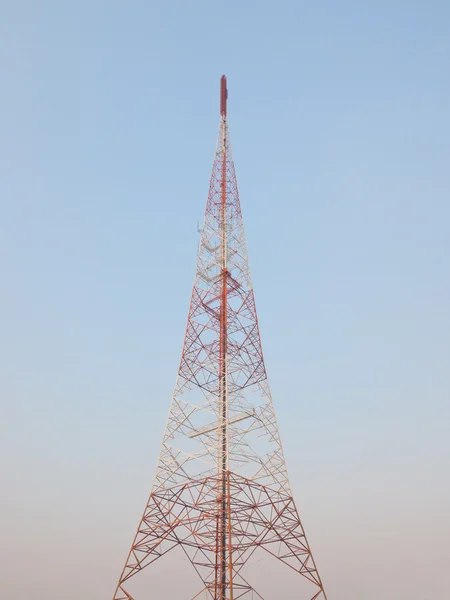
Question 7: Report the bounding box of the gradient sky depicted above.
[1,1,449,599]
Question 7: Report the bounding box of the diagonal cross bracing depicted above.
[112,76,328,600]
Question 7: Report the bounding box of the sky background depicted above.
[1,1,450,598]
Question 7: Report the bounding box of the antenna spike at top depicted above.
[220,75,228,117]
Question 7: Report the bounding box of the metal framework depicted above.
[112,76,327,600]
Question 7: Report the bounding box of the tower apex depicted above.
[220,75,228,117]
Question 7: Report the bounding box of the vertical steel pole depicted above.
[216,74,230,600]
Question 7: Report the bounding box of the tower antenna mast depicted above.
[112,76,328,600]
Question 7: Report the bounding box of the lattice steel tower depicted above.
[112,76,328,600]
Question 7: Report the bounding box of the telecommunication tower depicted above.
[112,76,328,600]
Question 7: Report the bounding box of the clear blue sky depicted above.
[1,2,449,599]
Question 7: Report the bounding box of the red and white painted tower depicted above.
[112,76,328,600]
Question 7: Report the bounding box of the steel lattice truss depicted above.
[112,77,327,600]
